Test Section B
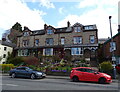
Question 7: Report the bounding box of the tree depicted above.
[11,22,22,32]
[8,22,23,44]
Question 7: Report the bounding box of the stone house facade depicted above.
[15,22,98,65]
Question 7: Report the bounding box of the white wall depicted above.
[0,44,13,64]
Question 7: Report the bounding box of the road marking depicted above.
[2,84,19,86]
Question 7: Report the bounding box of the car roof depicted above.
[72,67,92,70]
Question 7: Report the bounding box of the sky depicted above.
[0,0,119,39]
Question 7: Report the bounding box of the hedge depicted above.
[0,64,15,73]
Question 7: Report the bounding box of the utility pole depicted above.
[109,16,116,79]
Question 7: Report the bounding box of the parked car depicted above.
[9,66,46,79]
[115,64,120,74]
[70,67,112,84]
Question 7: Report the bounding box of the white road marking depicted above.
[1,84,19,86]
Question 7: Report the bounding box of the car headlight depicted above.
[36,72,42,75]
[104,74,111,78]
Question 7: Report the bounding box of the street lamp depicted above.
[109,16,116,79]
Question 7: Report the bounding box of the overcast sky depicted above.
[0,0,119,39]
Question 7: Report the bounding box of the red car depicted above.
[70,67,112,84]
[115,64,120,74]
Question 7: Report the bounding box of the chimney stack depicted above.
[44,24,47,30]
[67,21,70,27]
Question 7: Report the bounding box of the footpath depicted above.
[0,73,119,83]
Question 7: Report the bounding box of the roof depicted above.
[17,23,97,37]
[1,41,16,47]
[104,32,120,45]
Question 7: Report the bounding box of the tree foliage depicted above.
[8,22,23,44]
[23,56,39,66]
[11,22,22,32]
[99,61,113,72]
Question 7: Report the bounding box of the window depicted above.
[46,38,53,45]
[4,47,7,51]
[74,27,81,32]
[3,54,6,58]
[110,42,116,52]
[74,37,82,44]
[90,36,95,43]
[71,48,83,55]
[16,67,26,70]
[61,38,65,45]
[44,48,53,56]
[23,40,29,47]
[84,26,94,30]
[23,32,29,36]
[18,49,28,56]
[35,39,39,46]
[76,68,85,72]
[47,29,53,34]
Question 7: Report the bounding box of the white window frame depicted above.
[61,38,65,45]
[90,36,95,43]
[23,40,29,47]
[74,37,82,44]
[71,48,83,55]
[44,48,53,56]
[47,29,53,34]
[46,38,53,45]
[35,39,39,46]
[74,27,81,32]
[110,42,116,52]
[24,32,29,36]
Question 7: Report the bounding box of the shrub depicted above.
[0,64,14,73]
[23,56,39,66]
[7,56,24,66]
[99,61,113,72]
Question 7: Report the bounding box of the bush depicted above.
[7,56,24,66]
[23,56,39,66]
[0,64,15,73]
[99,61,113,72]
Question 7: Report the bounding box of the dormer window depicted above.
[74,27,81,32]
[47,29,53,34]
[24,32,29,36]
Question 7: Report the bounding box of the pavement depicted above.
[0,73,119,83]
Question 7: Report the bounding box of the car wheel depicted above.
[99,78,106,84]
[11,73,16,78]
[72,76,79,82]
[30,74,35,79]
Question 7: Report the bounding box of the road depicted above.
[0,75,119,91]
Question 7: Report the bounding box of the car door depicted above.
[14,67,24,77]
[83,69,98,82]
[75,68,86,81]
[19,67,31,78]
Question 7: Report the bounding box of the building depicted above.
[15,22,98,66]
[0,40,13,64]
[98,38,108,44]
[102,25,120,64]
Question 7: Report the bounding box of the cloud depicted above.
[39,0,55,9]
[77,0,98,8]
[77,0,118,8]
[59,7,64,14]
[0,0,46,34]
[57,0,118,38]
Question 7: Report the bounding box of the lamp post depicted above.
[109,16,116,79]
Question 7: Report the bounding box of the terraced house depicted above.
[15,22,98,65]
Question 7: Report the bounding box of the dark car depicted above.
[115,64,120,74]
[70,67,112,84]
[9,66,46,79]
